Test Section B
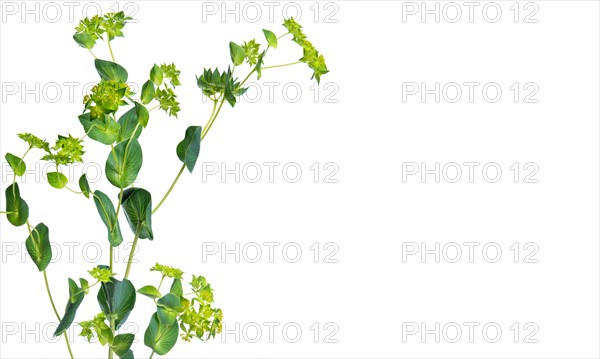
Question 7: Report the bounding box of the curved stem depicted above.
[124,229,140,279]
[108,39,116,62]
[152,99,221,215]
[261,61,302,70]
[88,48,98,59]
[65,186,83,195]
[200,98,224,140]
[152,164,185,215]
[43,271,60,319]
[44,271,75,359]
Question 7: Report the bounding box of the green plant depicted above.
[1,12,327,359]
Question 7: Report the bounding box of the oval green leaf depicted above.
[47,172,68,189]
[25,222,52,272]
[79,174,91,198]
[6,153,26,176]
[157,293,182,326]
[117,108,143,143]
[5,183,29,227]
[135,102,149,128]
[93,190,124,247]
[112,333,135,357]
[106,138,143,188]
[262,29,278,48]
[98,278,137,330]
[176,126,202,173]
[138,285,162,300]
[121,187,153,239]
[79,113,120,145]
[144,313,179,355]
[169,279,183,297]
[95,59,128,83]
[54,278,85,336]
[141,80,155,105]
[150,64,163,86]
[229,41,245,66]
[74,32,95,49]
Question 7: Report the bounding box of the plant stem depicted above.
[108,40,116,62]
[261,61,302,70]
[201,98,226,141]
[152,164,185,215]
[152,99,221,215]
[124,229,140,279]
[115,188,124,219]
[43,270,75,359]
[108,314,115,359]
[149,351,155,359]
[110,246,114,272]
[43,271,61,320]
[65,186,83,195]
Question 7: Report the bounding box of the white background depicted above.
[0,1,599,358]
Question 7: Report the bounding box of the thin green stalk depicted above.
[152,99,220,215]
[124,228,140,279]
[201,98,226,140]
[115,188,124,219]
[65,186,83,195]
[149,351,155,359]
[108,39,116,62]
[152,164,185,215]
[261,61,302,70]
[108,314,116,359]
[88,48,98,59]
[44,270,75,359]
[110,246,114,272]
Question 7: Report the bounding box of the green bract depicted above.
[3,11,328,359]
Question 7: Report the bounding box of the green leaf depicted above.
[262,29,278,48]
[229,41,245,66]
[73,32,95,49]
[120,187,153,240]
[54,278,85,336]
[170,279,183,297]
[112,334,135,356]
[25,223,52,271]
[5,183,29,227]
[256,51,266,80]
[144,313,179,355]
[95,59,128,83]
[47,172,68,189]
[79,113,120,145]
[135,102,149,127]
[150,64,163,86]
[80,278,90,294]
[141,80,155,105]
[79,174,91,198]
[157,293,182,326]
[138,285,162,299]
[117,350,134,359]
[176,126,202,173]
[105,138,143,188]
[98,278,137,330]
[93,190,124,247]
[6,153,26,176]
[117,108,143,143]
